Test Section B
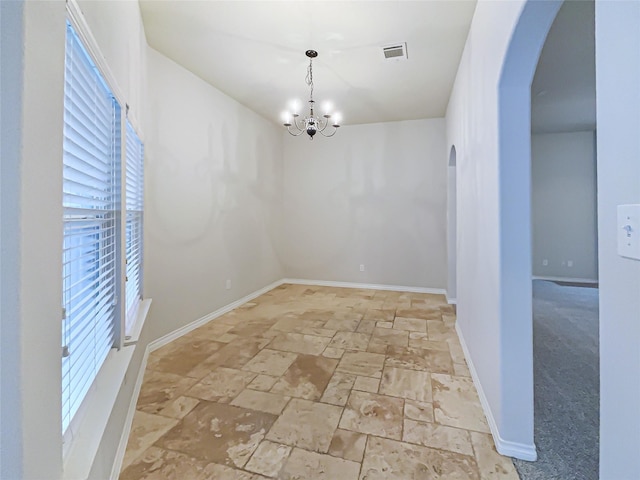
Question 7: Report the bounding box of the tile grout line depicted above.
[121,284,515,480]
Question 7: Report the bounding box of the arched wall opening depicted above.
[496,0,563,460]
[447,146,457,303]
[497,4,640,476]
[447,0,638,475]
[519,3,599,477]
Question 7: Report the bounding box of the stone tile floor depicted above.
[120,284,519,479]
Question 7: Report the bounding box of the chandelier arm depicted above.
[286,119,304,134]
[318,126,338,137]
[293,115,306,131]
[286,126,305,136]
[317,117,330,132]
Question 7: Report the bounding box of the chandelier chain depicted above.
[306,57,314,102]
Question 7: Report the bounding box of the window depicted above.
[125,121,144,333]
[61,21,144,434]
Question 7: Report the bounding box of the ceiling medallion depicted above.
[282,50,341,140]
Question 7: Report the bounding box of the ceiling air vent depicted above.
[382,43,408,61]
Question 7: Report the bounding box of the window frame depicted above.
[124,120,145,336]
[62,0,147,466]
[62,18,124,436]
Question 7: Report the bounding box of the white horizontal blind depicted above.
[62,21,121,433]
[125,120,144,332]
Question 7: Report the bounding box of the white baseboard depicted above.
[455,322,538,462]
[283,278,447,296]
[494,436,538,461]
[147,279,285,353]
[109,348,150,480]
[446,294,457,305]
[532,275,598,284]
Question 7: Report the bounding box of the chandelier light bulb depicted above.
[282,50,341,140]
[332,112,342,126]
[281,111,292,126]
[289,100,301,116]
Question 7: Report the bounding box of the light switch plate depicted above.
[617,204,640,260]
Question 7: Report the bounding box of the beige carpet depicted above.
[513,280,599,480]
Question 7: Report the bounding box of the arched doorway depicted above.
[445,0,638,475]
[495,0,563,462]
[518,2,599,478]
[498,1,640,478]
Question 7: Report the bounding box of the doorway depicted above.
[498,0,640,477]
[517,5,599,477]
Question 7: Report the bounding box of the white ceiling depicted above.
[532,0,595,133]
[139,0,477,126]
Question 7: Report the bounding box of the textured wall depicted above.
[144,49,285,341]
[281,119,447,290]
[596,1,640,476]
[532,131,598,281]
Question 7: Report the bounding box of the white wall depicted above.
[596,2,640,477]
[446,0,562,460]
[144,48,284,340]
[1,1,26,477]
[0,1,66,478]
[281,119,447,290]
[532,131,598,281]
[446,0,526,456]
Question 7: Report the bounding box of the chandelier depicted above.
[282,50,341,140]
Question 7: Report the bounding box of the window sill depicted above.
[125,298,152,345]
[62,298,151,480]
[62,346,134,480]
